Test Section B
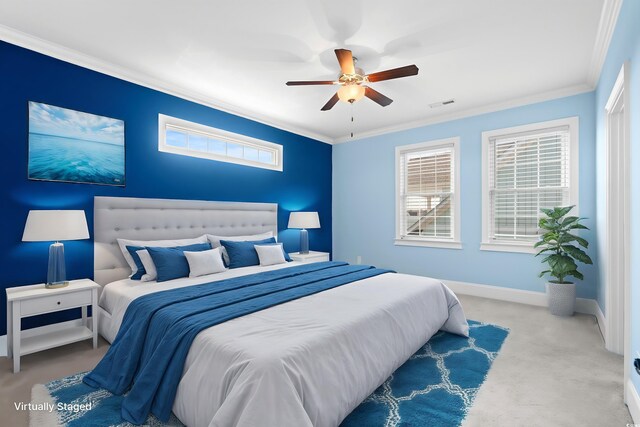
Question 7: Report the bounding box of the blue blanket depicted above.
[84,261,393,424]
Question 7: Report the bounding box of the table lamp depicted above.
[288,212,320,254]
[22,210,90,288]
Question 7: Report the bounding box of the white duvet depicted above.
[98,262,468,427]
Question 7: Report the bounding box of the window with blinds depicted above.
[483,118,578,249]
[396,138,460,246]
[158,114,283,171]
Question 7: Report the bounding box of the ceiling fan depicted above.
[286,49,419,111]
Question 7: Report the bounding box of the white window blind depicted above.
[398,144,455,240]
[488,125,571,242]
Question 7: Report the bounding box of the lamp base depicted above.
[47,242,66,286]
[45,281,70,289]
[299,229,309,254]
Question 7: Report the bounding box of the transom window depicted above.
[395,137,461,249]
[481,117,579,253]
[158,114,283,171]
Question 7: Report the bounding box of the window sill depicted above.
[480,242,537,254]
[394,239,462,249]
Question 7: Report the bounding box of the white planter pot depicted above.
[546,282,576,316]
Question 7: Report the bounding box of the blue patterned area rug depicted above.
[30,321,507,427]
[341,320,509,427]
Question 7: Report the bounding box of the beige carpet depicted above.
[0,295,633,426]
[0,337,108,427]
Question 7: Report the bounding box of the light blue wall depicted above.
[333,92,597,299]
[594,0,640,398]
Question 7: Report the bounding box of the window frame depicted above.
[394,137,462,249]
[158,114,283,172]
[481,117,579,254]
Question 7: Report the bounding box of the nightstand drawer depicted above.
[300,255,329,263]
[289,251,331,263]
[20,290,92,316]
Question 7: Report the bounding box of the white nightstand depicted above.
[6,279,100,373]
[289,251,330,263]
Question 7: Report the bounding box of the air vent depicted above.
[429,99,456,109]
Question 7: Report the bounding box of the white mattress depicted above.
[98,263,468,427]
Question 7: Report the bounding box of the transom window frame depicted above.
[394,137,462,249]
[480,117,579,254]
[158,114,283,172]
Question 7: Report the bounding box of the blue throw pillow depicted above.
[221,237,279,269]
[146,243,212,282]
[126,245,146,280]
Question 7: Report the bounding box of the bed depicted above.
[91,196,469,427]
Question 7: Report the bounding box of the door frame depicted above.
[604,62,630,390]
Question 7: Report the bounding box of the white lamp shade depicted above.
[288,212,320,229]
[22,210,90,242]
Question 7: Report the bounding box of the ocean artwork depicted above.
[28,102,125,186]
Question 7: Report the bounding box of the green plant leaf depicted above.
[560,216,579,227]
[535,248,555,257]
[540,231,560,244]
[569,270,584,280]
[538,219,559,230]
[567,233,589,248]
[540,254,554,263]
[561,245,593,265]
[566,223,589,230]
[557,234,577,245]
[540,208,555,217]
[555,206,575,218]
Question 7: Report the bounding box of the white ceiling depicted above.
[1,0,609,143]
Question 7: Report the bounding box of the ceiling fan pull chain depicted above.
[350,101,355,138]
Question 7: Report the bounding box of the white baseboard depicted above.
[444,280,605,338]
[594,302,606,343]
[626,379,640,423]
[0,318,91,359]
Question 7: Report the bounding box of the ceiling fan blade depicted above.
[366,65,419,82]
[321,93,340,111]
[365,87,393,107]
[286,80,336,86]
[335,49,355,75]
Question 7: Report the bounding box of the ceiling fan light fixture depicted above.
[337,83,365,103]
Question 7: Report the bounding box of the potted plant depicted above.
[535,206,593,316]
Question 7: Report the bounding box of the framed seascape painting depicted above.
[28,101,125,186]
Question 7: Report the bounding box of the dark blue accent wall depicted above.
[0,41,332,336]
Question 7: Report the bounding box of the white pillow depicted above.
[185,247,227,278]
[206,231,274,264]
[255,244,287,266]
[136,249,158,282]
[117,235,208,274]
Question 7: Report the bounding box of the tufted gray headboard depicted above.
[94,196,278,286]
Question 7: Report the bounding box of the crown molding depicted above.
[333,83,593,144]
[2,6,618,147]
[0,24,334,145]
[587,0,623,87]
